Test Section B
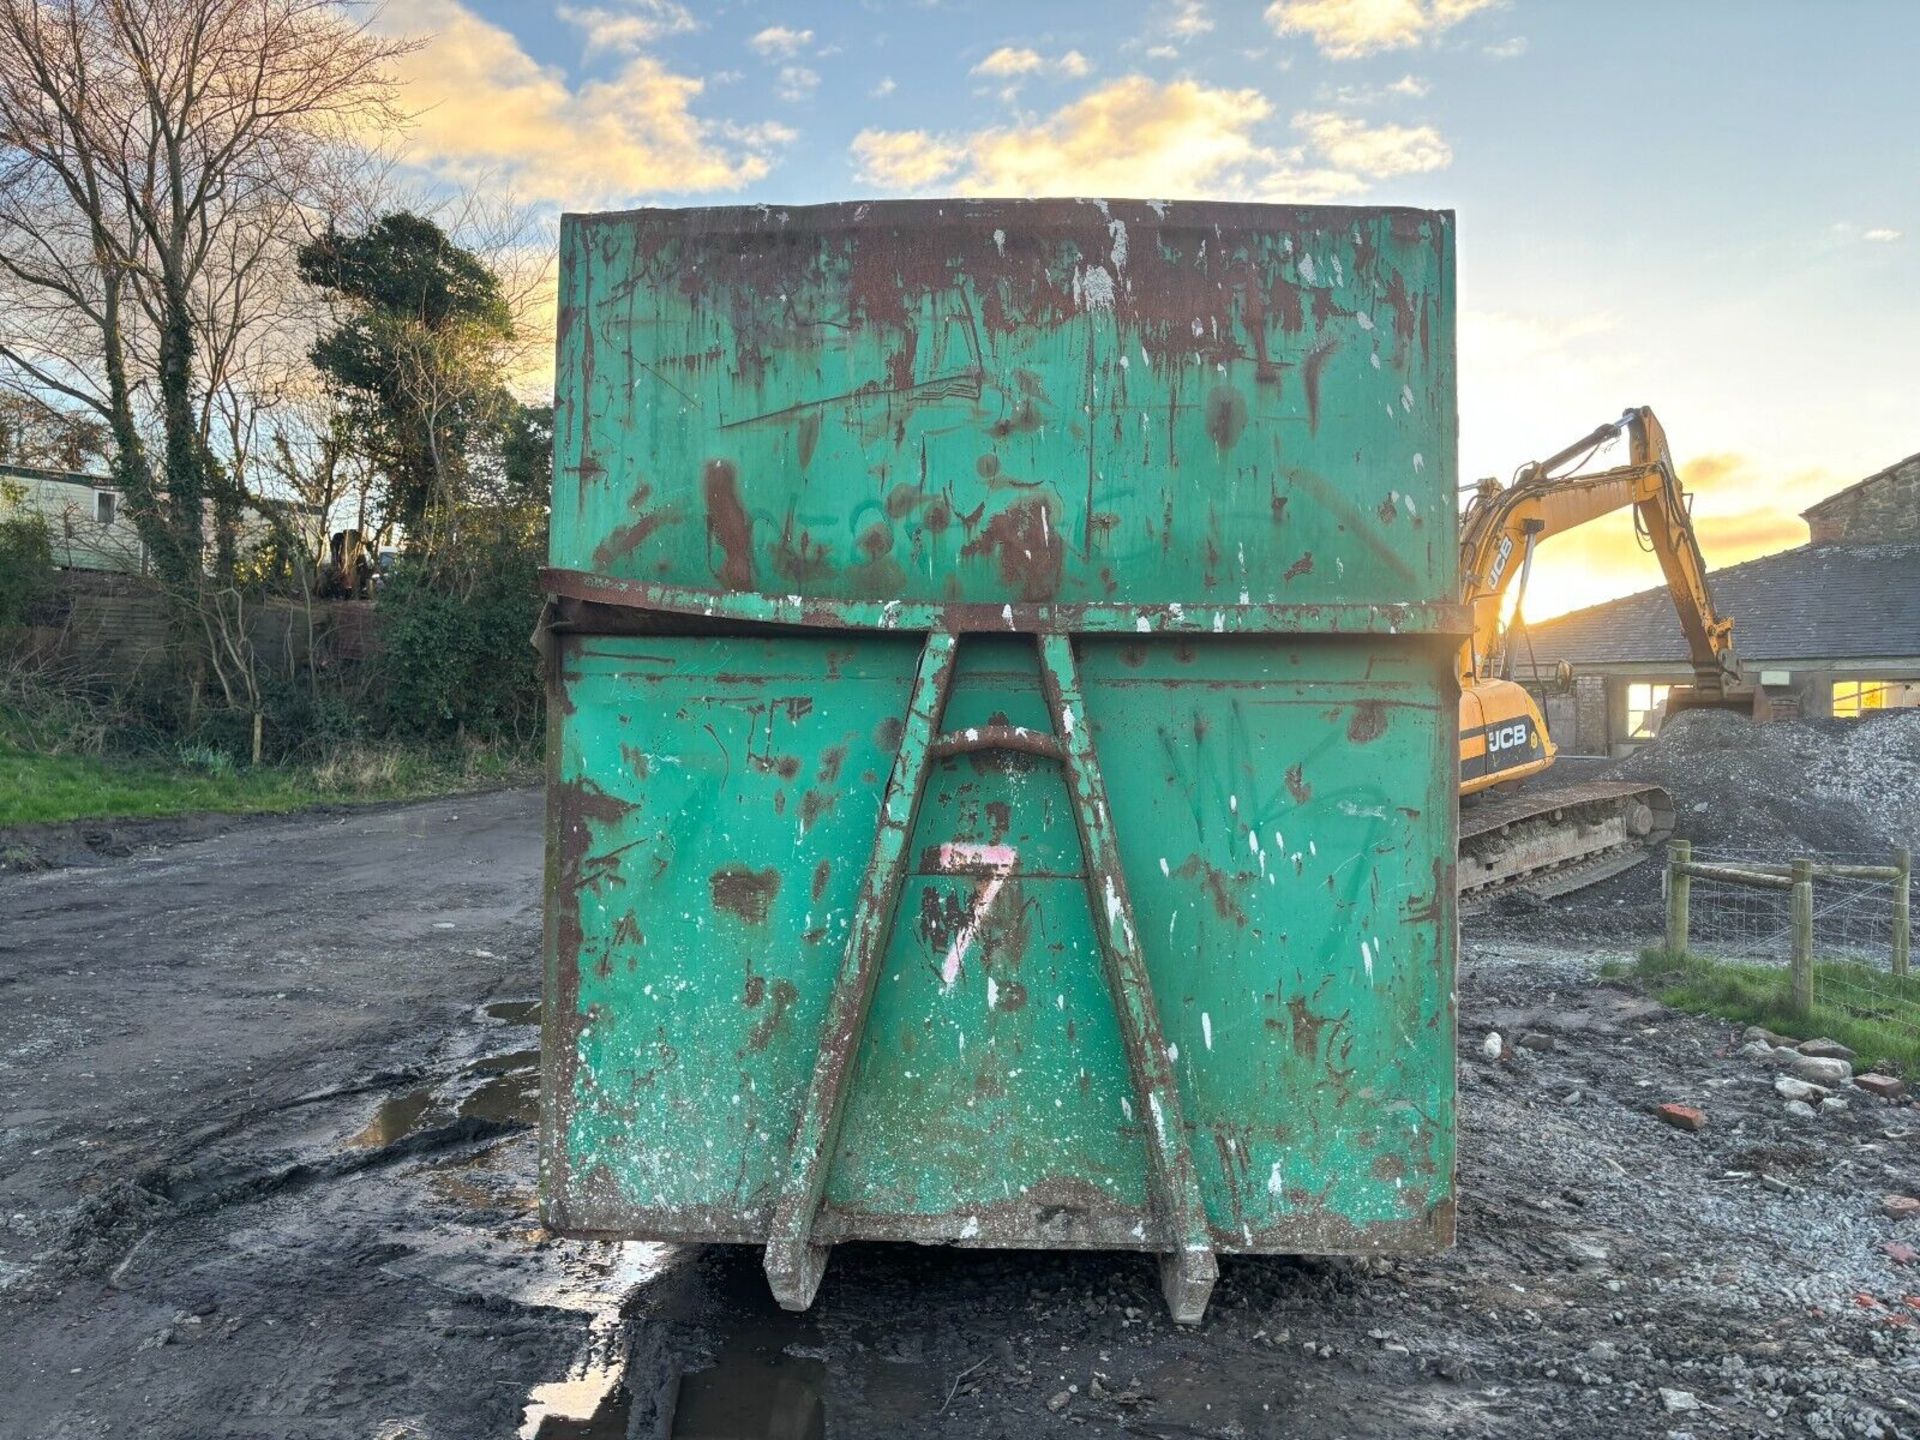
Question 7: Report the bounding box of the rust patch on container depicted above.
[1347,701,1388,743]
[743,973,766,1008]
[710,864,780,924]
[1302,337,1338,433]
[795,411,821,469]
[1285,764,1312,804]
[591,484,679,570]
[1286,997,1328,1061]
[1204,385,1248,451]
[1283,552,1314,583]
[1175,855,1248,926]
[811,858,832,902]
[960,499,1064,602]
[702,459,755,589]
[746,978,799,1052]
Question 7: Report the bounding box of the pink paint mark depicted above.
[934,842,1017,987]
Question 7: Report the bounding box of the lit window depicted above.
[1626,682,1672,739]
[93,490,116,525]
[1833,680,1920,718]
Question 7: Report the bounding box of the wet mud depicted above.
[1,791,1914,1438]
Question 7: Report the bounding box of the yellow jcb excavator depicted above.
[1454,406,1752,903]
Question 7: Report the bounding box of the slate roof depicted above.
[1524,543,1920,665]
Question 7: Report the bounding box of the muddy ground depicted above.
[2,792,1917,1438]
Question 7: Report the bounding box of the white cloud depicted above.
[1167,0,1214,37]
[849,75,1369,202]
[1145,44,1180,59]
[556,1,695,53]
[373,0,786,204]
[1388,73,1430,96]
[1265,0,1499,59]
[1484,36,1527,59]
[776,64,820,102]
[851,128,970,189]
[1863,227,1903,243]
[871,75,897,97]
[1292,110,1451,177]
[973,46,1045,77]
[749,25,814,57]
[972,46,1097,83]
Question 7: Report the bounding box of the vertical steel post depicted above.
[1789,858,1814,1016]
[1894,846,1911,979]
[1665,839,1691,957]
[764,630,959,1311]
[1034,632,1218,1325]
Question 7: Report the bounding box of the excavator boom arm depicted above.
[1458,407,1741,692]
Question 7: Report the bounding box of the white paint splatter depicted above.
[986,975,999,1010]
[1356,311,1374,331]
[1108,218,1128,270]
[1268,1162,1284,1198]
[1076,265,1116,311]
[1412,453,1425,473]
[1159,856,1170,876]
[1361,939,1374,982]
[1202,1013,1213,1050]
[1298,252,1317,285]
[992,228,1005,256]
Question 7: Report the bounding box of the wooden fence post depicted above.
[1789,858,1814,1015]
[1894,845,1911,979]
[1665,839,1691,957]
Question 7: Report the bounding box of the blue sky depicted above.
[379,0,1920,615]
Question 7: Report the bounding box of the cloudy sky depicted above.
[372,0,1918,618]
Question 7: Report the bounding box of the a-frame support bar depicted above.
[764,630,1219,1323]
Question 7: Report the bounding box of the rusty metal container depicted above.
[540,199,1464,1322]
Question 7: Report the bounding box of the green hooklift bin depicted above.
[541,199,1465,1323]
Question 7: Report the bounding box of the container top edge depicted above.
[560,197,1456,233]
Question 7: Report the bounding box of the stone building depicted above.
[1524,454,1920,755]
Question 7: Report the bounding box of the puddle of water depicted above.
[517,1244,668,1438]
[347,1086,437,1148]
[669,1340,827,1440]
[524,1356,632,1439]
[348,1049,539,1148]
[487,998,542,1026]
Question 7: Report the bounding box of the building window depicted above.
[1833,680,1920,718]
[1625,682,1672,739]
[93,490,116,526]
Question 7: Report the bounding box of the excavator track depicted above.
[1458,779,1675,910]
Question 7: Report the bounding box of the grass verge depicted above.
[0,741,535,830]
[1608,948,1920,1076]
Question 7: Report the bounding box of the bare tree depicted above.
[0,0,407,747]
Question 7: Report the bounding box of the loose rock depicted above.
[1788,1055,1852,1086]
[1856,1074,1909,1100]
[1660,1387,1700,1412]
[1480,1032,1503,1061]
[1655,1103,1706,1132]
[1796,1037,1857,1062]
[1784,1099,1817,1120]
[1884,1195,1920,1222]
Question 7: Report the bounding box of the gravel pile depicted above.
[1480,708,1920,942]
[1612,706,1920,861]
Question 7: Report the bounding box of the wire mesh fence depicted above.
[1662,841,1917,1058]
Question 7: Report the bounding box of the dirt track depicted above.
[2,793,1916,1438]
